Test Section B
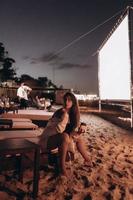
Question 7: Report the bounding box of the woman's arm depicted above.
[56,109,69,133]
[70,122,87,138]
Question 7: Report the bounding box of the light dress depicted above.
[39,108,69,152]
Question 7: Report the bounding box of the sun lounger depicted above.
[0,118,38,130]
[0,119,13,129]
[1,117,32,122]
[12,121,38,130]
[0,129,43,141]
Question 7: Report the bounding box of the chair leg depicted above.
[17,155,23,182]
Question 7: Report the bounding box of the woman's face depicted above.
[65,96,73,110]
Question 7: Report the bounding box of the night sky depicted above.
[0,0,132,94]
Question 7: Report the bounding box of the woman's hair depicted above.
[63,92,80,133]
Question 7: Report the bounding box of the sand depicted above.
[0,113,133,200]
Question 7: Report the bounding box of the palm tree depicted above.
[0,57,16,82]
[0,42,5,62]
[0,43,16,82]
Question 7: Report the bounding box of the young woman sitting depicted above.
[39,92,90,176]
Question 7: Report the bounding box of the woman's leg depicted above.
[75,136,90,162]
[47,133,70,176]
[58,133,70,175]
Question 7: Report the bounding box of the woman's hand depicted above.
[78,123,87,134]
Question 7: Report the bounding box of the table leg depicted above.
[32,147,40,199]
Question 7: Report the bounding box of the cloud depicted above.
[22,52,93,70]
[30,52,63,64]
[57,62,92,70]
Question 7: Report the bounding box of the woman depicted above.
[39,92,90,176]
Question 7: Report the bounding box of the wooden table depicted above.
[0,138,40,199]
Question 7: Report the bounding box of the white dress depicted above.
[39,108,69,152]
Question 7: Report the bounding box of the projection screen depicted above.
[98,14,131,100]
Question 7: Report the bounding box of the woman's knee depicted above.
[75,136,85,146]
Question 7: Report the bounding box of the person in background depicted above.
[35,95,46,109]
[17,82,32,109]
[0,94,10,113]
[39,92,90,176]
[0,96,5,114]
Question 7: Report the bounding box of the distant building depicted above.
[74,93,98,101]
[55,89,70,104]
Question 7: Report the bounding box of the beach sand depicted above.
[0,113,133,200]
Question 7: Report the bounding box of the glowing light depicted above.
[99,14,131,100]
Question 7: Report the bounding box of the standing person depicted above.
[17,82,32,109]
[39,92,90,176]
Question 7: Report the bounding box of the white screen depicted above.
[99,14,131,100]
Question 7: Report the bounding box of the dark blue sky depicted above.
[0,0,132,93]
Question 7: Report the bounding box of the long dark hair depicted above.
[63,92,80,133]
